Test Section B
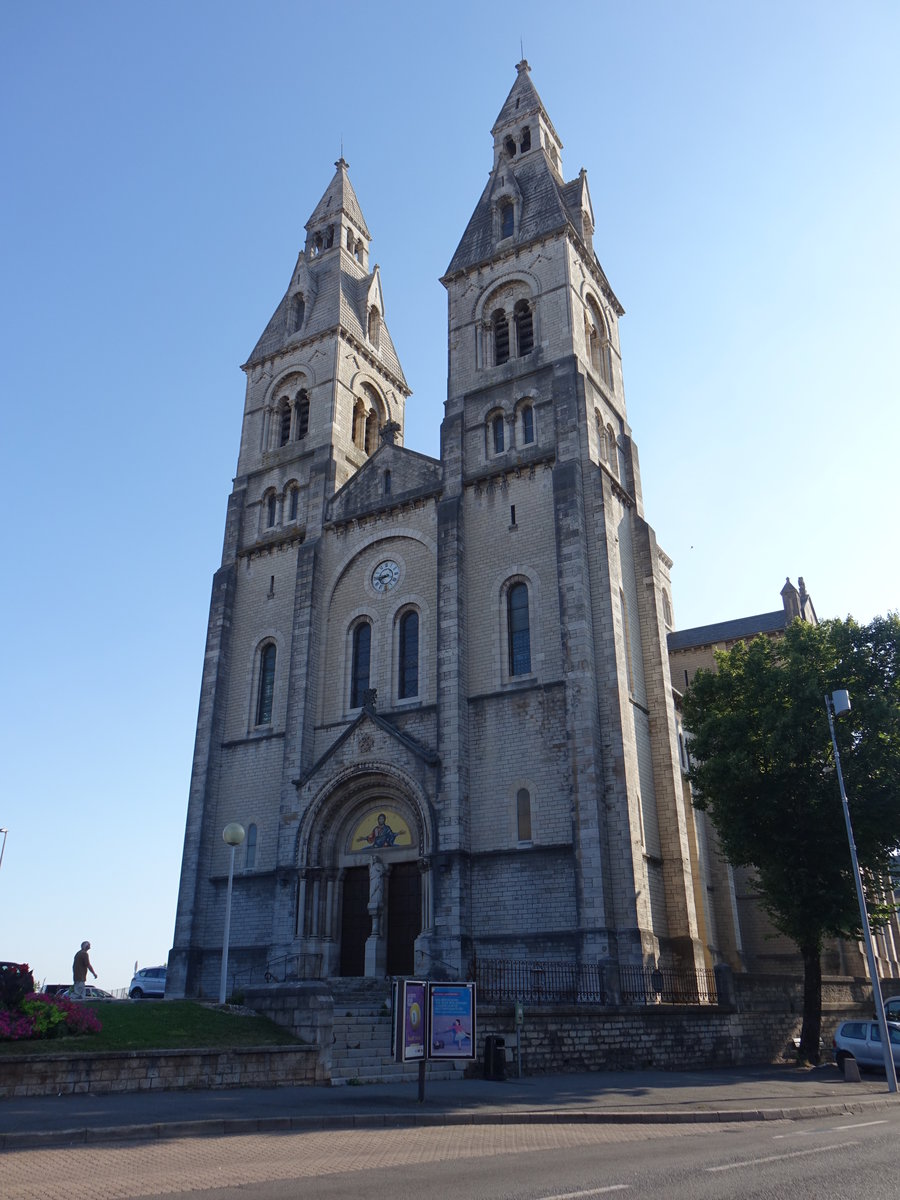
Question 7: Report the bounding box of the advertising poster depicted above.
[401,980,427,1061]
[428,982,476,1059]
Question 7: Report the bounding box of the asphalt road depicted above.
[4,1107,899,1200]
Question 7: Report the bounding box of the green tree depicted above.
[682,615,900,1063]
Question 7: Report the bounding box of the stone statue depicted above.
[368,856,385,937]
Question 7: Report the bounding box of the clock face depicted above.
[371,560,400,592]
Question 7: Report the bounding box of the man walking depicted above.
[72,940,97,998]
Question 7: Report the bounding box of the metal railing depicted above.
[618,963,718,1006]
[230,953,301,990]
[474,958,609,1004]
[473,957,718,1006]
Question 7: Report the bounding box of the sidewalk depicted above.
[1,1064,897,1149]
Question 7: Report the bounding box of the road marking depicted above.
[540,1188,630,1199]
[831,1119,888,1130]
[773,1118,888,1140]
[707,1141,860,1172]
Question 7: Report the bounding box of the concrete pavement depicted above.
[1,1064,898,1149]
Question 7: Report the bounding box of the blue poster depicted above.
[428,982,476,1059]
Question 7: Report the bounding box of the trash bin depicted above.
[484,1035,506,1080]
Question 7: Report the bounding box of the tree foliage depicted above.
[682,615,900,1060]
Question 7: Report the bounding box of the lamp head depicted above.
[223,822,246,847]
[832,689,851,717]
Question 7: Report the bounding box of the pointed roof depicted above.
[443,154,568,277]
[244,162,408,387]
[560,170,594,232]
[306,157,370,238]
[491,59,561,147]
[245,259,409,388]
[443,65,623,312]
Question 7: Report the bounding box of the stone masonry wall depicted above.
[475,973,895,1075]
[0,1046,318,1099]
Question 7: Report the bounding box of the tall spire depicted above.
[306,157,370,240]
[244,159,406,391]
[444,62,605,284]
[491,58,561,151]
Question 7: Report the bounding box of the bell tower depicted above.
[440,62,705,976]
[168,161,411,999]
[238,157,410,536]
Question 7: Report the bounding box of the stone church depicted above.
[168,62,710,999]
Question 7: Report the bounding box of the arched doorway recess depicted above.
[296,775,432,979]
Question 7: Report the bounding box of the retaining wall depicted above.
[0,1045,318,1099]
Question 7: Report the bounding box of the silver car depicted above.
[832,1019,900,1071]
[128,966,166,999]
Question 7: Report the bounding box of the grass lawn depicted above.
[0,1000,300,1056]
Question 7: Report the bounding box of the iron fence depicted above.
[618,963,718,1005]
[474,957,609,1004]
[473,957,718,1006]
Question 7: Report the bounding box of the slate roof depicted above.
[443,65,622,311]
[490,60,560,145]
[245,164,407,387]
[306,157,370,238]
[444,153,573,278]
[667,611,788,652]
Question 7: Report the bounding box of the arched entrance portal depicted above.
[298,781,431,980]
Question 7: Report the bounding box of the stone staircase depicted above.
[329,978,467,1086]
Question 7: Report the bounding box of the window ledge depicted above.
[222,730,285,748]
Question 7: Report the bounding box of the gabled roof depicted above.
[667,611,788,652]
[306,157,370,238]
[328,440,442,525]
[293,704,439,789]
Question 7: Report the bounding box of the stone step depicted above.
[328,983,467,1086]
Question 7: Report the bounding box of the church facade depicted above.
[168,63,709,999]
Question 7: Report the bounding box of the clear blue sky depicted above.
[2,1,897,990]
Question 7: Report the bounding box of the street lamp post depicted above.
[219,822,245,1005]
[825,689,898,1092]
[0,828,7,873]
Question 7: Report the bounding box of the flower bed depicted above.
[0,963,102,1042]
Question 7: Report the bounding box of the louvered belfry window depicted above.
[493,309,510,365]
[515,300,533,356]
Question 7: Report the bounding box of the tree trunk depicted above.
[798,941,822,1064]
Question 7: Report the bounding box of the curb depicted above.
[1,1094,896,1150]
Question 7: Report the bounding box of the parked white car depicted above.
[129,966,166,999]
[61,985,118,1001]
[832,1019,900,1071]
